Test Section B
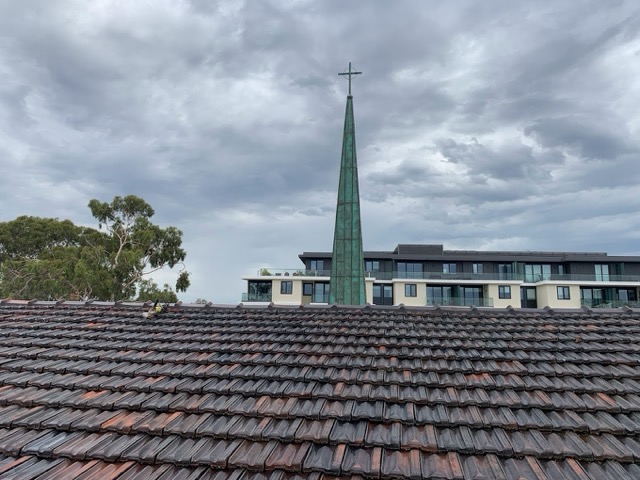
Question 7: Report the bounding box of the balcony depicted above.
[252,269,640,284]
[242,293,272,302]
[254,268,331,277]
[426,297,494,307]
[581,300,640,309]
[370,272,520,281]
[312,293,329,303]
[544,274,640,283]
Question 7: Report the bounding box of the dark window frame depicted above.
[302,282,313,296]
[405,284,417,297]
[498,285,511,299]
[365,260,380,271]
[310,260,324,272]
[280,281,293,295]
[443,263,457,274]
[557,286,570,300]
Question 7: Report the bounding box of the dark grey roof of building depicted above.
[300,244,640,263]
[0,301,638,478]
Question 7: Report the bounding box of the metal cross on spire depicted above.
[338,62,362,96]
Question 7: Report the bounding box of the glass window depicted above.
[397,262,423,279]
[499,285,511,299]
[247,281,272,302]
[581,287,604,307]
[472,263,484,274]
[280,281,293,295]
[373,284,393,305]
[498,264,513,280]
[595,264,609,281]
[313,283,329,303]
[525,264,551,282]
[443,263,457,274]
[461,286,482,306]
[558,265,566,276]
[557,286,570,300]
[520,286,537,308]
[405,284,417,297]
[302,283,313,296]
[365,260,380,272]
[427,286,454,305]
[617,288,637,302]
[310,260,324,273]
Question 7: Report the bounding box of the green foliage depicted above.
[0,216,87,262]
[0,195,190,301]
[136,279,178,303]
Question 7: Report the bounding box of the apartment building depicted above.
[243,244,640,309]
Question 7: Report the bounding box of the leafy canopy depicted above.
[0,195,190,301]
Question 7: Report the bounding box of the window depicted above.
[521,286,537,308]
[581,287,604,307]
[313,283,330,303]
[595,264,609,281]
[280,281,293,295]
[302,283,313,296]
[373,284,393,305]
[309,260,325,273]
[617,288,637,303]
[427,286,452,305]
[247,281,272,302]
[525,264,551,282]
[365,260,380,272]
[397,262,422,279]
[443,263,457,274]
[498,285,511,299]
[405,284,417,297]
[498,264,513,280]
[558,265,566,276]
[472,263,484,274]
[557,286,570,300]
[461,286,483,306]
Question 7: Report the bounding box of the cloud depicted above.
[0,0,639,303]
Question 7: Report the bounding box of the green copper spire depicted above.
[329,63,366,305]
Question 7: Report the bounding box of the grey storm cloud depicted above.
[524,117,631,160]
[0,0,639,302]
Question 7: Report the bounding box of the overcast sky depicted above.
[1,1,639,303]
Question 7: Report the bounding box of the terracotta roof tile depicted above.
[303,443,346,476]
[0,303,639,477]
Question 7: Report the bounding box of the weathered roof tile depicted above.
[0,304,639,477]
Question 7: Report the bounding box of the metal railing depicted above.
[426,297,494,307]
[254,269,640,284]
[241,293,272,302]
[581,300,640,309]
[255,269,331,277]
[312,293,330,303]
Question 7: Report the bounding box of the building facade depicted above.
[243,244,640,309]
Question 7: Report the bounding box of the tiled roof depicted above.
[0,302,638,479]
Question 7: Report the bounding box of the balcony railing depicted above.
[542,274,640,283]
[312,293,329,303]
[255,269,331,277]
[374,272,520,281]
[426,297,494,307]
[242,293,272,302]
[253,269,640,284]
[581,300,640,309]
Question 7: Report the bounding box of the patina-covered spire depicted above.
[329,63,366,305]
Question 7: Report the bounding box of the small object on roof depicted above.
[143,299,168,318]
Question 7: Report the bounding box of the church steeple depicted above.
[329,63,366,305]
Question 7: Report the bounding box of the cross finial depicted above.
[338,62,362,96]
